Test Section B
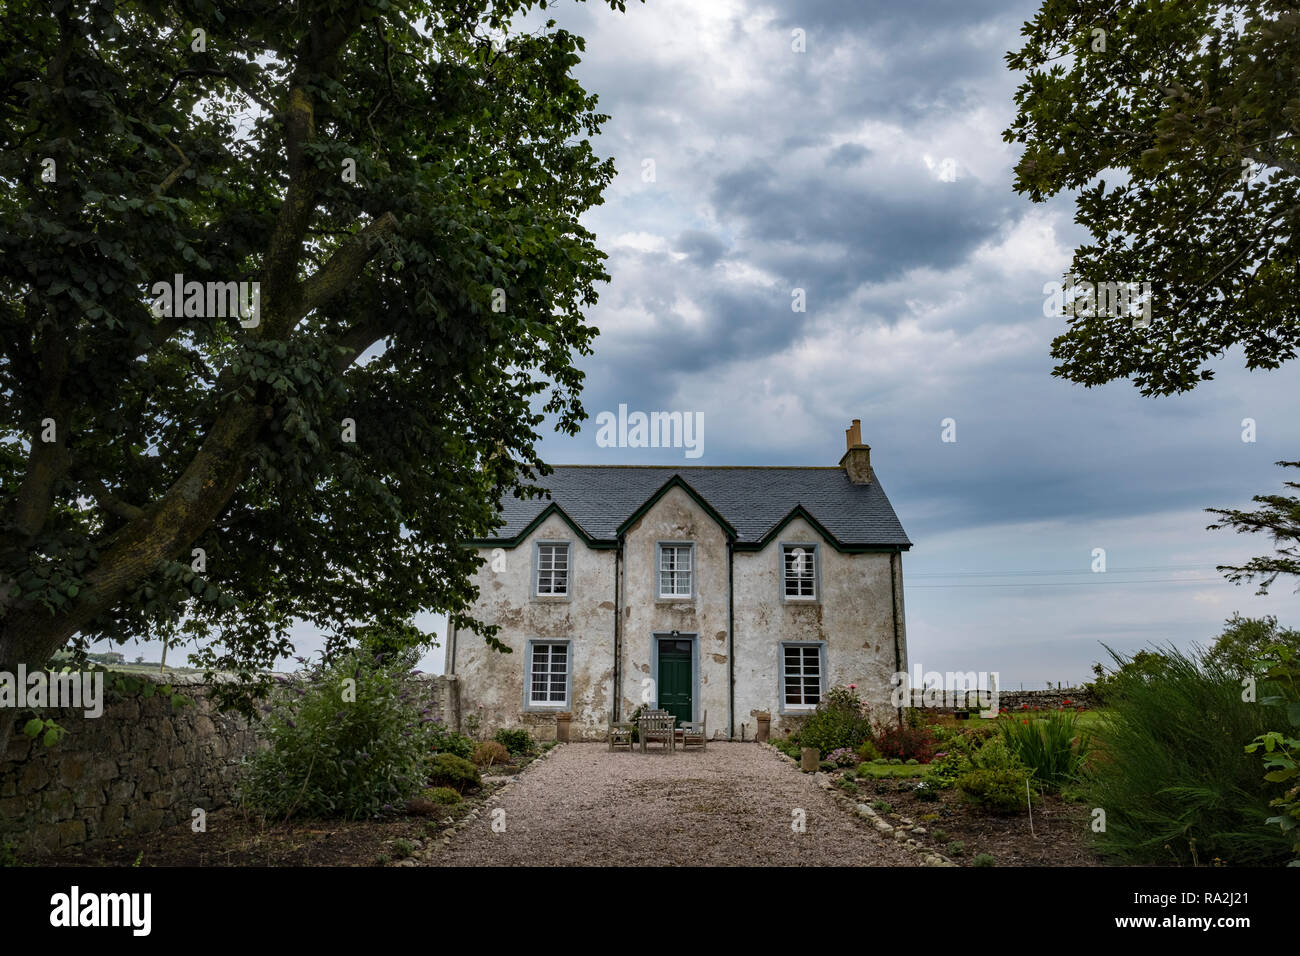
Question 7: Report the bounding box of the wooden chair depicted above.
[608,722,635,752]
[638,710,676,753]
[679,710,707,751]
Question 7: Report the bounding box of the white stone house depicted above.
[445,420,911,740]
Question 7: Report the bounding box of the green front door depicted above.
[657,638,693,728]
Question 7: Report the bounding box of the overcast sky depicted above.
[122,0,1298,686]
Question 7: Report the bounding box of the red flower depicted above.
[1063,698,1072,705]
[1022,720,1029,725]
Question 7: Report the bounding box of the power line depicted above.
[908,576,1224,590]
[908,563,1218,579]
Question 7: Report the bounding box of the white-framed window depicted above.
[782,544,817,600]
[781,642,824,710]
[534,541,570,596]
[657,543,694,598]
[528,641,569,706]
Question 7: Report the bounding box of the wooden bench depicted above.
[638,710,676,753]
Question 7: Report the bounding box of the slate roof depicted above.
[483,466,911,549]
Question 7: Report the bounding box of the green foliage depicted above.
[972,853,995,867]
[1243,644,1300,864]
[996,708,1092,792]
[1087,649,1171,706]
[818,760,835,772]
[857,739,881,762]
[429,753,481,793]
[1207,614,1300,675]
[1082,644,1293,865]
[391,838,415,859]
[0,841,20,867]
[1005,0,1300,397]
[772,736,802,759]
[795,686,873,758]
[870,800,894,814]
[913,781,940,802]
[1207,462,1300,595]
[946,841,966,858]
[425,786,462,805]
[957,768,1034,814]
[20,716,65,748]
[493,728,537,759]
[0,0,635,725]
[238,647,434,820]
[429,725,476,761]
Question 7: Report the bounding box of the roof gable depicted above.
[471,466,911,551]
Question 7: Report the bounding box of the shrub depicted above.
[818,760,836,772]
[795,686,873,757]
[996,708,1092,792]
[1086,648,1171,706]
[826,747,859,767]
[913,780,940,802]
[430,724,476,760]
[905,758,919,766]
[1083,644,1294,865]
[772,736,802,759]
[857,739,881,762]
[972,852,995,867]
[429,753,481,793]
[391,838,415,859]
[870,757,888,765]
[956,767,1034,814]
[870,799,894,814]
[473,741,511,767]
[888,758,902,766]
[946,840,966,857]
[494,728,537,759]
[425,786,462,805]
[873,720,937,762]
[239,646,436,820]
[842,768,857,781]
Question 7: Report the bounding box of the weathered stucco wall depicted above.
[619,485,731,737]
[453,512,616,740]
[732,517,905,737]
[454,491,908,741]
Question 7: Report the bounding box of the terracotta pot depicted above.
[555,712,572,743]
[755,711,771,743]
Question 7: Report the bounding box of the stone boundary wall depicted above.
[1,670,459,856]
[987,688,1093,712]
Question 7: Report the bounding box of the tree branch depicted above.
[301,211,399,316]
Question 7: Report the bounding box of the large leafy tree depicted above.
[1005,1,1300,590]
[1005,0,1299,396]
[0,0,630,749]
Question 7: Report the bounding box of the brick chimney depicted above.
[839,419,874,484]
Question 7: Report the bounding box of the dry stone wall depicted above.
[0,670,459,855]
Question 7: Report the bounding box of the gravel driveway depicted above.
[430,742,922,866]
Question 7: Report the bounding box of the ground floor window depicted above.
[527,641,570,707]
[781,642,824,709]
